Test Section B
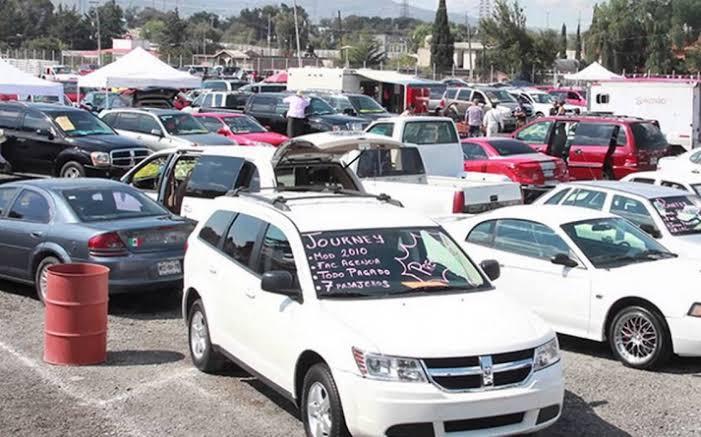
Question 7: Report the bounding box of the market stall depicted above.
[0,58,64,101]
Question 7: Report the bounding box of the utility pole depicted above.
[546,12,550,29]
[400,0,409,18]
[338,10,343,50]
[466,13,473,81]
[90,1,101,67]
[267,14,272,56]
[292,0,302,67]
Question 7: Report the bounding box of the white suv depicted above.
[183,191,564,436]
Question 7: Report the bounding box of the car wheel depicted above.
[59,161,86,178]
[301,364,350,437]
[35,256,60,304]
[535,112,544,118]
[609,305,671,370]
[188,300,224,373]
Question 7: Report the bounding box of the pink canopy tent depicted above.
[264,71,288,83]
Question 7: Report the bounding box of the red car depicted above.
[194,112,289,146]
[461,137,569,186]
[544,87,587,107]
[512,116,669,180]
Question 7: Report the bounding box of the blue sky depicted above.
[410,0,597,30]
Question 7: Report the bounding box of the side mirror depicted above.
[217,127,229,135]
[343,108,357,116]
[261,271,302,301]
[551,253,578,268]
[150,129,163,137]
[639,223,662,239]
[480,259,501,281]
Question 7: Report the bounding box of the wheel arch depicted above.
[54,150,91,176]
[293,350,327,407]
[602,296,668,341]
[182,287,201,325]
[29,244,71,280]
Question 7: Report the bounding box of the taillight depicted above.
[511,163,541,184]
[88,232,127,257]
[439,98,446,108]
[452,191,465,213]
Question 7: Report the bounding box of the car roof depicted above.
[195,112,245,118]
[104,108,180,115]
[376,116,455,123]
[147,145,277,160]
[212,191,436,233]
[559,180,690,198]
[625,170,701,184]
[3,177,127,191]
[455,204,615,228]
[0,102,82,113]
[534,115,653,124]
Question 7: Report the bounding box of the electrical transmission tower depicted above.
[479,0,492,20]
[400,0,410,18]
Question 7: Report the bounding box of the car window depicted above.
[472,91,486,104]
[250,95,276,112]
[198,116,224,133]
[159,113,209,135]
[63,187,168,222]
[115,112,140,131]
[650,195,701,235]
[257,225,298,286]
[631,122,668,150]
[573,123,619,147]
[306,98,334,116]
[517,121,552,143]
[568,92,580,100]
[466,220,495,246]
[130,154,170,191]
[403,121,458,145]
[199,210,235,247]
[275,163,357,190]
[356,148,425,178]
[544,188,571,205]
[101,112,118,126]
[236,161,260,191]
[0,106,22,129]
[488,140,536,156]
[630,178,655,184]
[204,81,227,91]
[690,150,701,164]
[562,189,606,210]
[494,219,571,260]
[185,156,245,199]
[222,213,264,268]
[610,195,656,229]
[457,89,472,101]
[8,190,50,223]
[138,115,162,135]
[461,142,489,160]
[0,187,18,215]
[202,94,213,107]
[22,111,52,134]
[660,181,688,191]
[366,123,394,137]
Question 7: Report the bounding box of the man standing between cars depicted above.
[483,103,503,137]
[284,90,310,138]
[465,99,483,137]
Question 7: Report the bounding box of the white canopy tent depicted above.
[78,47,201,89]
[0,58,64,99]
[563,62,623,81]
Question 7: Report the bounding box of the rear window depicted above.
[652,196,701,235]
[275,163,357,190]
[204,81,227,91]
[489,140,536,156]
[356,148,425,178]
[0,106,22,129]
[199,210,235,247]
[403,121,458,145]
[185,156,245,199]
[631,122,668,150]
[427,84,447,99]
[63,187,167,222]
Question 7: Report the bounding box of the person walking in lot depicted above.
[465,99,484,137]
[283,90,310,138]
[400,104,416,116]
[483,103,503,137]
[0,128,7,172]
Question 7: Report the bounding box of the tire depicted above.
[59,161,86,178]
[608,305,672,370]
[535,112,544,118]
[187,300,225,373]
[301,364,350,437]
[35,256,60,304]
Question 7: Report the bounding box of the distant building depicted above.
[417,40,484,72]
[373,34,410,60]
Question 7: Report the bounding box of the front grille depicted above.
[444,412,525,432]
[423,348,534,392]
[110,148,151,168]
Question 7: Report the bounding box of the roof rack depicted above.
[226,186,404,211]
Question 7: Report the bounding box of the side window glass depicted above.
[0,107,21,129]
[199,210,235,247]
[116,113,140,131]
[617,126,627,146]
[257,225,298,287]
[367,123,394,137]
[472,92,486,104]
[690,150,701,164]
[199,117,223,132]
[574,123,617,147]
[544,188,571,205]
[101,112,118,126]
[562,189,606,210]
[517,122,552,143]
[185,156,244,199]
[610,195,656,228]
[530,222,573,260]
[235,161,261,191]
[494,219,540,258]
[223,213,264,267]
[139,115,161,135]
[631,178,655,184]
[660,181,687,191]
[8,190,50,223]
[457,89,471,101]
[467,220,495,246]
[22,112,52,134]
[462,143,488,160]
[0,187,18,215]
[130,155,170,191]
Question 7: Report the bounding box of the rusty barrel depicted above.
[44,263,109,366]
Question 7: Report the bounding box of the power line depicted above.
[400,0,409,19]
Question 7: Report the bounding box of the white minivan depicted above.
[183,191,564,437]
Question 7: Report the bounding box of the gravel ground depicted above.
[0,280,699,437]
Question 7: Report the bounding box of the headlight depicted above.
[533,337,560,371]
[352,347,427,382]
[90,152,110,166]
[688,303,701,317]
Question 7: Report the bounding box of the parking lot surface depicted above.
[0,281,699,437]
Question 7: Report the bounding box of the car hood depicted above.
[65,134,144,151]
[664,234,701,260]
[232,132,288,146]
[177,133,236,146]
[309,113,367,126]
[319,290,553,357]
[354,111,395,121]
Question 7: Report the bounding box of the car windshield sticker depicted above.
[652,196,701,235]
[54,116,75,131]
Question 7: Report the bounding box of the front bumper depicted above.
[667,316,701,357]
[335,362,564,437]
[85,165,129,179]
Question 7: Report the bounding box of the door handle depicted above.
[208,266,217,275]
[30,231,44,238]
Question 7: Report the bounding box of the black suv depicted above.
[244,92,368,135]
[0,103,150,178]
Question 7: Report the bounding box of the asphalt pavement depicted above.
[0,280,699,437]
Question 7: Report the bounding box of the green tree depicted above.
[51,5,93,50]
[575,23,582,61]
[274,4,311,55]
[410,23,433,52]
[431,0,454,73]
[158,8,191,62]
[90,0,126,49]
[480,0,534,79]
[141,19,166,43]
[22,36,63,53]
[346,35,386,67]
[559,24,567,58]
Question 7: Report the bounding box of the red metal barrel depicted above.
[44,263,109,366]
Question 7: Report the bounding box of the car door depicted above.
[0,187,20,277]
[19,110,61,174]
[0,189,52,280]
[515,120,553,153]
[122,152,174,200]
[136,114,168,150]
[568,122,621,180]
[466,218,592,337]
[110,112,144,143]
[461,142,490,172]
[0,106,27,171]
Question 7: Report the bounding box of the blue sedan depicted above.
[0,178,193,303]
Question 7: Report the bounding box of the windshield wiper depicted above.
[390,284,476,296]
[597,250,677,267]
[632,250,677,260]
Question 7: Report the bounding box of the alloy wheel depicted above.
[613,311,658,365]
[189,311,208,361]
[307,382,332,437]
[62,167,82,178]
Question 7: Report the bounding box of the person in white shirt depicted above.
[483,103,503,137]
[283,90,310,138]
[0,128,7,171]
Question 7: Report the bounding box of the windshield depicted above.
[531,93,553,104]
[62,82,78,94]
[489,139,537,156]
[302,227,487,298]
[651,196,701,235]
[325,96,355,112]
[561,217,674,268]
[223,116,266,133]
[426,84,447,99]
[348,95,385,113]
[90,93,129,109]
[63,187,168,222]
[54,66,71,74]
[50,111,115,137]
[308,97,335,115]
[485,90,516,103]
[159,113,209,135]
[631,122,668,149]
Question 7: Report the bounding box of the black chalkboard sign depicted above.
[652,196,701,236]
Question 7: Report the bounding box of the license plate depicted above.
[543,170,554,177]
[157,260,182,276]
[651,157,658,165]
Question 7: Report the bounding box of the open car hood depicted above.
[272,132,404,165]
[124,87,179,108]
